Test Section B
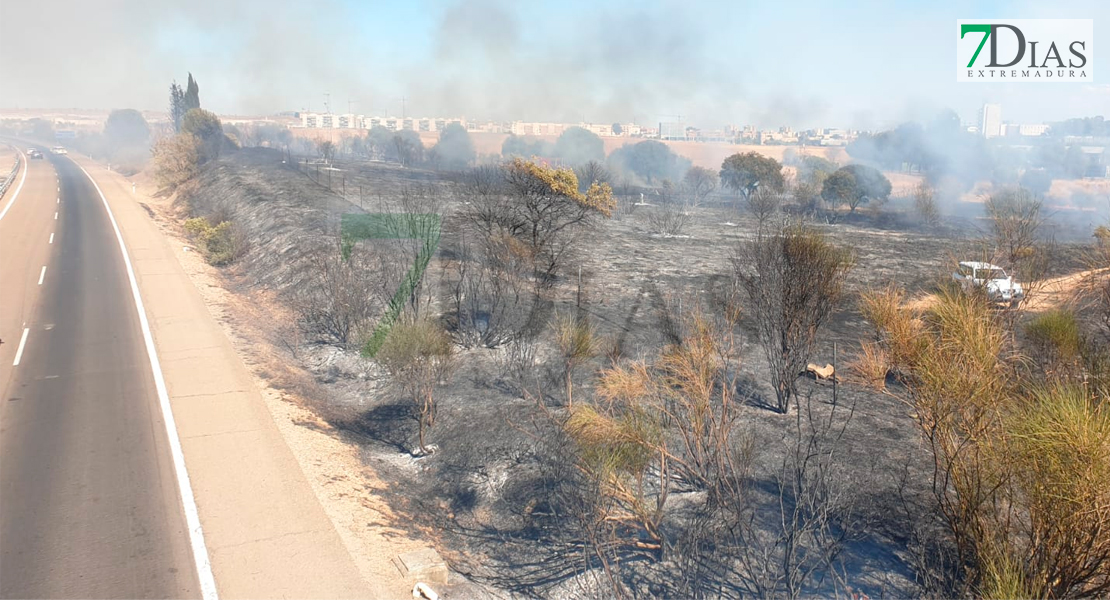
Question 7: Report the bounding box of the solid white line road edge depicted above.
[0,147,29,222]
[12,328,29,366]
[75,161,219,600]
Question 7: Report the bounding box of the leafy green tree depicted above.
[184,73,200,112]
[612,122,623,135]
[719,151,785,195]
[502,134,552,158]
[169,83,186,132]
[181,108,223,162]
[796,155,837,186]
[30,119,54,141]
[170,73,201,133]
[821,165,891,212]
[366,126,396,160]
[429,123,475,171]
[845,164,891,208]
[553,126,605,166]
[104,109,150,151]
[821,169,856,207]
[608,140,690,185]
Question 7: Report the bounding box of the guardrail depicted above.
[0,151,20,199]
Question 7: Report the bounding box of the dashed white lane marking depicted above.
[12,328,29,366]
[75,161,219,600]
[38,266,46,285]
[0,147,29,222]
[54,212,57,220]
[49,232,54,244]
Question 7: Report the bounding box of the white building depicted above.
[299,112,366,129]
[980,103,1003,138]
[1018,123,1049,136]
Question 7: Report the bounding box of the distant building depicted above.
[757,128,799,145]
[659,121,687,140]
[1079,146,1107,178]
[510,122,568,136]
[581,123,615,137]
[980,103,1003,138]
[1019,123,1049,136]
[801,127,854,146]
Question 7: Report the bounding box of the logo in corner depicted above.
[957,19,1093,82]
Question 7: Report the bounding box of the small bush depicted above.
[183,216,246,266]
[859,285,928,375]
[1002,385,1110,597]
[847,341,889,390]
[645,201,691,236]
[1025,309,1081,361]
[913,182,940,227]
[377,319,455,454]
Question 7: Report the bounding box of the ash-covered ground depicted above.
[182,148,1094,598]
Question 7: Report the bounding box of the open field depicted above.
[166,147,1102,597]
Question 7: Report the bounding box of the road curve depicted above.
[0,148,200,599]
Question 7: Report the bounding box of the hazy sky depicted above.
[1,0,1107,129]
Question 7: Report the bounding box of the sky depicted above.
[0,0,1107,130]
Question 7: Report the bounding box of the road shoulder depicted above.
[70,157,382,599]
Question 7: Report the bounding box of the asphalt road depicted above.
[0,148,200,598]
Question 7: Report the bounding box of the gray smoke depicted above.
[1,0,1108,129]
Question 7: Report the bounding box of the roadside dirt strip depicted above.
[70,155,380,599]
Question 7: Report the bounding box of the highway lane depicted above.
[0,149,200,598]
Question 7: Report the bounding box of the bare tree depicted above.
[290,238,384,347]
[913,181,940,228]
[732,389,861,599]
[465,158,614,283]
[733,224,854,413]
[445,230,536,347]
[574,160,612,192]
[458,164,504,201]
[746,187,782,232]
[983,187,1043,270]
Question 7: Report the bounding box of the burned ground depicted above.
[180,148,1096,598]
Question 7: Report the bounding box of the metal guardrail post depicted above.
[0,154,20,199]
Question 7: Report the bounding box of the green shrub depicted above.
[183,216,245,266]
[1025,309,1082,361]
[152,133,202,190]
